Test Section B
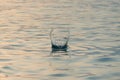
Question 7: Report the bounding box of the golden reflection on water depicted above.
[0,0,120,80]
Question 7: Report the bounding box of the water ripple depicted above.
[0,0,119,80]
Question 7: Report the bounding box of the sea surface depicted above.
[0,0,120,80]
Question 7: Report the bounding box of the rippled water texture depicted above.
[0,0,120,80]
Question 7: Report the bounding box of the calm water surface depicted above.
[0,0,120,80]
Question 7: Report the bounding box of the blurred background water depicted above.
[0,0,120,80]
